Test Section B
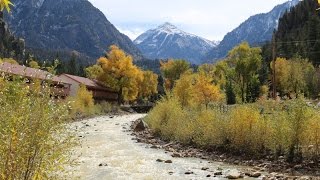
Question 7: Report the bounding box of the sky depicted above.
[88,0,290,41]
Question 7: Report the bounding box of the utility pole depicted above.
[272,34,276,100]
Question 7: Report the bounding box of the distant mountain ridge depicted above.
[134,22,219,65]
[5,0,143,62]
[204,0,300,63]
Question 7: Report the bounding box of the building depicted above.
[0,62,71,98]
[58,74,118,102]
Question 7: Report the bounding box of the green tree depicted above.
[28,60,40,69]
[85,64,103,79]
[228,42,262,103]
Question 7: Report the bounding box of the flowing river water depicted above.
[68,114,262,180]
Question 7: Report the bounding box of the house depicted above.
[58,74,118,102]
[0,62,71,98]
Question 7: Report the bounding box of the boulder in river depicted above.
[134,119,149,132]
[226,170,243,179]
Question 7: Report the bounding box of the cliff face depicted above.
[0,12,25,61]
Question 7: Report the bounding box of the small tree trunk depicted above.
[117,89,122,105]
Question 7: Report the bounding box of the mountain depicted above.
[204,0,300,63]
[4,0,143,62]
[134,22,219,65]
[0,12,25,61]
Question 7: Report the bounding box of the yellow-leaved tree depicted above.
[193,73,222,109]
[139,70,158,99]
[173,71,195,108]
[91,45,158,104]
[160,59,190,91]
[0,0,13,12]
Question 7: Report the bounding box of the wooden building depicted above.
[0,62,71,98]
[58,74,118,102]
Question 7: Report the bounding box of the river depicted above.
[68,114,262,180]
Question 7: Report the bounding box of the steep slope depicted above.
[5,0,143,62]
[134,23,219,65]
[204,0,300,63]
[0,12,25,61]
[274,0,320,65]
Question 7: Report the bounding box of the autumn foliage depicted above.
[86,45,158,104]
[0,78,75,179]
[0,0,13,12]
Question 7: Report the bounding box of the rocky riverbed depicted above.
[67,114,291,179]
[131,118,320,180]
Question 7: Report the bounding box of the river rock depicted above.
[172,152,181,158]
[98,163,108,167]
[150,145,158,149]
[156,159,164,162]
[134,119,149,131]
[201,167,209,171]
[249,172,261,178]
[299,176,311,180]
[226,170,243,179]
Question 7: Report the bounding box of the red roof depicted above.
[60,74,115,92]
[0,62,70,84]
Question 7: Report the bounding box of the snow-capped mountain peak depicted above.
[134,22,219,64]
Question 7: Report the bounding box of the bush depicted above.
[0,79,75,179]
[146,95,320,161]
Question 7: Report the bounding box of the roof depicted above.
[59,74,116,92]
[0,62,70,84]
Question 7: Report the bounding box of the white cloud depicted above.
[89,0,290,40]
[116,27,145,40]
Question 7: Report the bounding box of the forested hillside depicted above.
[273,0,320,65]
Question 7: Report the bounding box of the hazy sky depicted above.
[88,0,290,41]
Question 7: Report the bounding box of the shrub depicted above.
[0,79,75,179]
[227,106,265,154]
[145,96,185,140]
[147,95,320,161]
[69,85,95,117]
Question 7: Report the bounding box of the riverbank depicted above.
[67,114,274,179]
[131,119,320,180]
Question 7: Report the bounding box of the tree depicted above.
[85,64,103,79]
[226,79,236,105]
[0,0,13,12]
[271,57,316,98]
[228,42,262,103]
[160,59,190,91]
[271,57,290,96]
[193,73,222,109]
[46,59,60,75]
[173,72,194,108]
[28,60,40,69]
[96,45,144,104]
[139,71,158,99]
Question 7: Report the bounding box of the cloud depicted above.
[89,0,289,40]
[116,27,145,40]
